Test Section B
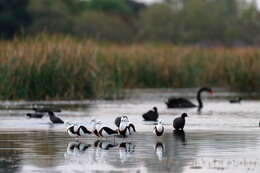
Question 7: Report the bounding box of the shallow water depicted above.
[0,88,260,173]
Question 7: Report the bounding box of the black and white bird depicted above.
[126,119,136,135]
[99,126,118,138]
[142,107,159,121]
[114,115,128,128]
[65,121,80,137]
[173,113,188,131]
[115,116,136,135]
[48,111,64,124]
[78,123,92,137]
[153,119,164,136]
[118,117,129,137]
[91,119,102,137]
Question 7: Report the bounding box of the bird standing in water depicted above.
[118,117,129,137]
[91,119,102,137]
[126,119,136,135]
[173,113,188,131]
[78,123,92,137]
[153,119,164,136]
[48,111,64,124]
[65,121,79,137]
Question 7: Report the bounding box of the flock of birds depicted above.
[26,87,252,139]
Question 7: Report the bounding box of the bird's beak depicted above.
[210,91,215,95]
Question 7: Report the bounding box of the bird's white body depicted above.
[99,127,118,137]
[119,118,128,131]
[118,117,129,137]
[153,120,164,136]
[78,123,92,137]
[91,119,103,137]
[65,121,79,137]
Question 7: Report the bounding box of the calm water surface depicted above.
[0,88,260,173]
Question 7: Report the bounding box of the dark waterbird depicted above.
[33,107,61,113]
[26,113,44,118]
[48,111,64,124]
[173,113,188,131]
[142,107,159,121]
[229,97,242,103]
[166,87,214,109]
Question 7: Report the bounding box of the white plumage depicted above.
[153,119,164,136]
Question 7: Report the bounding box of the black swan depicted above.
[26,113,44,118]
[173,113,188,130]
[166,87,214,109]
[142,107,159,121]
[33,107,61,113]
[229,97,242,103]
[47,111,64,124]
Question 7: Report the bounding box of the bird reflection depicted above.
[173,130,186,144]
[66,141,91,155]
[94,140,118,150]
[119,142,135,163]
[65,140,136,164]
[154,142,165,161]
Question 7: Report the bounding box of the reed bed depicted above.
[0,34,260,100]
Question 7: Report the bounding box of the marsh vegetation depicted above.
[0,35,260,99]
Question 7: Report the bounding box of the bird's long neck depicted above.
[196,89,204,108]
[48,111,55,117]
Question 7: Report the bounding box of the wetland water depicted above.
[0,88,260,173]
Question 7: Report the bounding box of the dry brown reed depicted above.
[0,34,259,100]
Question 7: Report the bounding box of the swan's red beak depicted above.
[210,91,215,95]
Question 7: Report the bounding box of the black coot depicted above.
[173,113,188,130]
